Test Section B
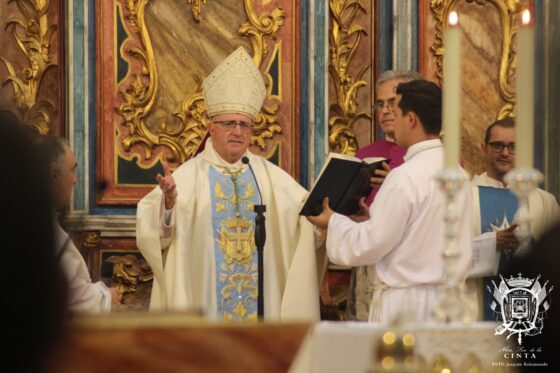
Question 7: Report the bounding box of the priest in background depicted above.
[468,118,560,320]
[34,135,122,313]
[307,80,472,323]
[348,70,422,321]
[356,70,423,205]
[136,47,322,321]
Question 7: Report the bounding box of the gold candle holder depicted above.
[504,167,543,248]
[369,328,420,373]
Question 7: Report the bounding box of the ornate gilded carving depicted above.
[186,0,207,22]
[124,0,140,31]
[240,0,284,67]
[107,254,154,294]
[240,0,284,148]
[107,254,154,311]
[83,231,102,248]
[0,0,57,134]
[430,0,521,119]
[328,0,371,155]
[117,0,284,166]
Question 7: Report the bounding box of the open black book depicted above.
[300,153,389,216]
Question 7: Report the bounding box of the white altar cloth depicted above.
[290,321,510,373]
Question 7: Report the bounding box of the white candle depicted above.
[515,10,534,168]
[443,11,462,169]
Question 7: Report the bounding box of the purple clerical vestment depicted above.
[355,139,406,206]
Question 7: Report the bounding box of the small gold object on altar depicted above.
[369,327,421,373]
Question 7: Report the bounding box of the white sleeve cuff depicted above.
[468,231,499,278]
[93,281,111,313]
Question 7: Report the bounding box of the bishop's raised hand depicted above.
[156,161,177,209]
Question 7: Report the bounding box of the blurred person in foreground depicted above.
[0,112,67,372]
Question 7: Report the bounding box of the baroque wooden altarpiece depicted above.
[96,0,302,205]
[0,0,533,313]
[0,0,65,135]
[324,0,532,178]
[419,0,532,175]
[325,0,532,319]
[96,0,303,310]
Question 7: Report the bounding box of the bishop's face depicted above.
[209,113,254,163]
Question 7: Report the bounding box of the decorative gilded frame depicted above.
[328,0,373,156]
[117,0,283,165]
[430,0,525,120]
[421,0,533,174]
[0,0,64,135]
[96,0,300,205]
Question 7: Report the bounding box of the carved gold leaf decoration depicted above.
[328,0,371,155]
[83,231,102,248]
[240,0,285,148]
[0,0,57,134]
[107,254,154,294]
[430,0,521,120]
[124,0,140,31]
[116,0,284,166]
[240,0,284,67]
[186,0,207,22]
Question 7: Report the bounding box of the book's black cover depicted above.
[300,157,387,216]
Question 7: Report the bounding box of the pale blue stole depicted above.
[478,186,518,321]
[209,166,259,321]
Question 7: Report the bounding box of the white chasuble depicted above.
[136,139,322,321]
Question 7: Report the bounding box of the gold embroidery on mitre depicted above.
[202,47,266,120]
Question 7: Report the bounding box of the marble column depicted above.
[392,0,418,72]
[309,0,329,185]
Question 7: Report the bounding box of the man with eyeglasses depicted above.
[136,47,322,322]
[468,118,559,320]
[358,70,424,205]
[347,70,422,321]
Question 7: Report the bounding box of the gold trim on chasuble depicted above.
[210,167,259,321]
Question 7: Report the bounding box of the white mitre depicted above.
[202,47,267,120]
